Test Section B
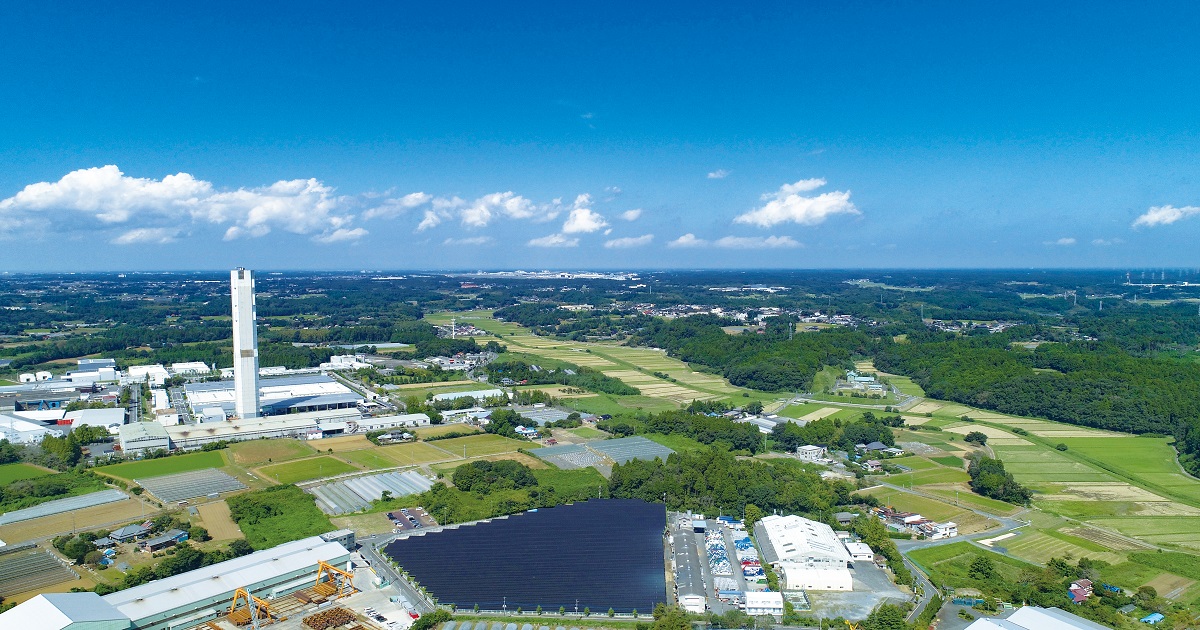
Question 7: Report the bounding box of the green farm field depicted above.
[568,427,608,439]
[335,449,398,470]
[229,439,316,466]
[413,423,481,439]
[379,442,457,466]
[98,451,227,481]
[259,456,356,484]
[432,434,527,458]
[0,463,53,484]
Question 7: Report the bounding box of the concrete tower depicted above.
[231,268,260,419]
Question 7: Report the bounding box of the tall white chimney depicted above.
[231,268,260,419]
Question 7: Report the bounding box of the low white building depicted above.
[126,364,169,387]
[118,422,170,454]
[797,444,827,462]
[845,542,873,562]
[64,408,126,433]
[356,413,430,432]
[756,514,853,591]
[744,591,784,617]
[678,594,706,614]
[431,388,505,403]
[0,415,63,444]
[964,606,1113,630]
[320,355,373,370]
[169,361,211,376]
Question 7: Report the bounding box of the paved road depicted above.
[361,534,435,614]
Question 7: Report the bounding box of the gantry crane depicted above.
[228,588,277,628]
[313,560,357,599]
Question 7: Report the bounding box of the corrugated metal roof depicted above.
[0,592,128,628]
[103,535,349,622]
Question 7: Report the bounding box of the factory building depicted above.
[355,412,430,432]
[0,535,352,630]
[183,373,364,417]
[118,422,170,454]
[164,409,361,449]
[64,407,127,432]
[963,606,1113,630]
[744,591,784,618]
[0,414,64,443]
[755,514,853,591]
[231,267,260,419]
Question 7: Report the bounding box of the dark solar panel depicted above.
[383,499,667,612]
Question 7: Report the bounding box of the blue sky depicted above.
[1,2,1198,271]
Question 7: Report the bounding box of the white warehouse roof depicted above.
[103,536,349,623]
[0,592,129,629]
[965,606,1113,630]
[757,514,851,565]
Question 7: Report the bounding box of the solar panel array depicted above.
[135,469,247,503]
[0,489,128,525]
[587,436,674,464]
[384,498,667,613]
[310,470,434,515]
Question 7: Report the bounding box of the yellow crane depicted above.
[228,588,276,628]
[313,560,357,599]
[844,622,860,630]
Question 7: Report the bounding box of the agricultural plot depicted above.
[0,498,149,545]
[898,468,971,486]
[989,444,1118,483]
[1001,531,1125,565]
[942,424,1030,446]
[0,489,129,526]
[312,434,374,451]
[97,450,227,481]
[196,501,243,540]
[933,404,972,417]
[379,442,457,466]
[857,487,998,534]
[429,452,548,475]
[260,456,357,484]
[414,423,481,439]
[797,407,841,422]
[1058,437,1200,506]
[0,549,76,598]
[0,463,53,484]
[888,456,939,471]
[777,402,825,419]
[309,470,434,515]
[432,434,527,458]
[136,469,246,503]
[229,438,316,466]
[335,448,397,470]
[908,401,944,414]
[1090,517,1200,551]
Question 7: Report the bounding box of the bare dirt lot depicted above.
[196,501,243,541]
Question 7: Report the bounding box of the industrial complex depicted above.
[0,533,361,630]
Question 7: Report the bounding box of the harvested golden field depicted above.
[196,501,243,541]
[0,499,153,544]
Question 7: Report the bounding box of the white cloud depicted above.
[443,236,493,246]
[111,227,179,245]
[668,233,708,248]
[460,192,539,227]
[604,234,654,249]
[715,235,800,249]
[362,192,431,220]
[314,227,368,243]
[707,169,730,179]
[734,178,859,227]
[620,208,642,221]
[1044,237,1076,246]
[1092,238,1123,246]
[1132,205,1200,228]
[562,207,608,234]
[0,165,362,244]
[527,233,579,248]
[416,209,446,231]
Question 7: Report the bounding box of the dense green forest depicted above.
[485,358,640,395]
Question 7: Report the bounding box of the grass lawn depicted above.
[644,432,708,453]
[566,393,678,416]
[886,375,925,397]
[229,439,316,466]
[569,427,608,439]
[0,379,17,386]
[380,442,457,466]
[414,423,481,439]
[98,451,227,481]
[0,462,54,484]
[858,487,965,521]
[908,541,1035,594]
[433,434,528,458]
[922,487,1024,516]
[259,456,357,484]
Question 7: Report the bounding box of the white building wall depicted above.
[231,268,260,419]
